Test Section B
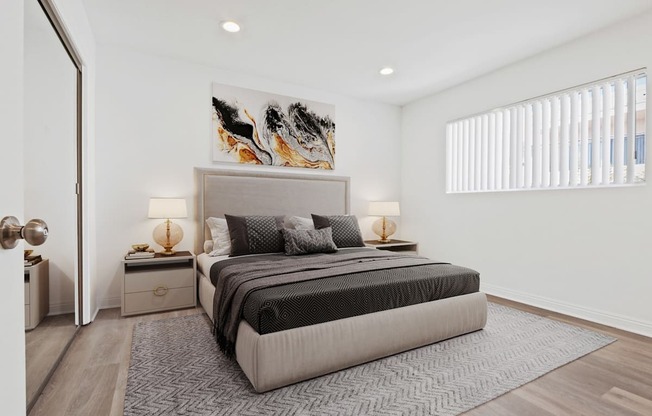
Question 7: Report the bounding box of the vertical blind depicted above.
[446,70,647,193]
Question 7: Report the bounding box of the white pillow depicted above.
[203,240,214,254]
[287,216,315,231]
[205,217,231,256]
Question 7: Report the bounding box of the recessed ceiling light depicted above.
[379,67,394,76]
[221,21,241,33]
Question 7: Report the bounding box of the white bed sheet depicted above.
[197,252,228,277]
[197,251,281,276]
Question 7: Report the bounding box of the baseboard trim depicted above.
[482,283,652,338]
[47,302,75,316]
[98,296,121,310]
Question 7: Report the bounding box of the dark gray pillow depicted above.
[311,214,365,248]
[281,227,338,255]
[224,215,285,256]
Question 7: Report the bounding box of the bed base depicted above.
[198,272,487,393]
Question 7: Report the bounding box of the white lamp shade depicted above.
[148,198,187,219]
[368,201,400,216]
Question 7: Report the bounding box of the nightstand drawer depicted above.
[123,286,194,315]
[124,267,194,293]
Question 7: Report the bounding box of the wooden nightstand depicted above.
[364,240,419,255]
[25,259,49,330]
[121,251,197,317]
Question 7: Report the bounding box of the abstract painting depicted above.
[211,83,336,170]
[212,84,335,169]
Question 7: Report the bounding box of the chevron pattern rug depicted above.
[124,303,614,415]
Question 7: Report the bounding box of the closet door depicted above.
[22,0,82,411]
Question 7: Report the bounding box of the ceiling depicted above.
[83,0,652,106]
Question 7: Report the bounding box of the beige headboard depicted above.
[194,168,351,253]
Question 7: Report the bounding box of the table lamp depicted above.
[148,198,187,255]
[368,201,400,243]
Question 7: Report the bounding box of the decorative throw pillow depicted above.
[224,214,285,256]
[205,217,231,256]
[285,216,315,231]
[281,227,337,255]
[311,214,365,248]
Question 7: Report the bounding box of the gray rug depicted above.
[124,303,615,415]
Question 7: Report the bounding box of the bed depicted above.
[194,168,488,393]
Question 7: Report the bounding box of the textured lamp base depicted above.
[372,217,396,243]
[153,220,183,255]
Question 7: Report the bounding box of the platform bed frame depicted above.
[194,168,488,393]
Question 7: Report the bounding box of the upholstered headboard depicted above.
[194,168,350,253]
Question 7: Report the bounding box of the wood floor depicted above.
[29,297,652,416]
[25,313,77,407]
[467,296,652,416]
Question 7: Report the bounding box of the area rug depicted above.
[124,303,615,416]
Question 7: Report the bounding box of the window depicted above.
[446,70,647,193]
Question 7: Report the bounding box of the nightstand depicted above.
[121,251,196,317]
[364,240,419,255]
[25,260,49,330]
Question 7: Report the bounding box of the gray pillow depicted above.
[224,214,285,256]
[281,227,338,255]
[311,214,365,248]
[284,215,315,230]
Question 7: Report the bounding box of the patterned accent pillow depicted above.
[224,215,285,256]
[281,227,338,255]
[311,214,365,248]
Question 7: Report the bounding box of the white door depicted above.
[0,0,28,413]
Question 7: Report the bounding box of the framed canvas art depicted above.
[211,83,336,170]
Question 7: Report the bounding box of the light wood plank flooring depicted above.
[29,307,204,416]
[25,313,77,407]
[468,296,652,416]
[30,297,652,416]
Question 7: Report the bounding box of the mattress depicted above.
[207,248,480,336]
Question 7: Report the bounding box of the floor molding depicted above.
[98,296,121,311]
[47,302,75,316]
[483,283,652,338]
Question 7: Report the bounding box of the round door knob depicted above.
[22,219,49,246]
[0,216,49,249]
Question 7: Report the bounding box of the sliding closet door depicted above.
[23,0,81,410]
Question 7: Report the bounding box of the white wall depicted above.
[94,45,402,310]
[401,11,652,336]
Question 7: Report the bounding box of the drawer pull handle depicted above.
[153,286,168,296]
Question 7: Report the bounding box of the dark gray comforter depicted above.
[210,249,480,357]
